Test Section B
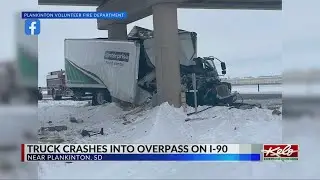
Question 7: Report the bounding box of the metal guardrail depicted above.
[222,78,282,85]
[240,93,282,100]
[231,82,281,86]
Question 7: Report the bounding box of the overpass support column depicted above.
[107,24,127,103]
[152,3,181,107]
[108,24,127,40]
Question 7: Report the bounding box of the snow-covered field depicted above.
[233,84,320,97]
[36,99,319,179]
[232,84,282,94]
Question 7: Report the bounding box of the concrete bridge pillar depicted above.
[108,24,127,40]
[107,24,127,103]
[152,3,181,107]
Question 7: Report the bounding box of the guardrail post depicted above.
[192,73,197,113]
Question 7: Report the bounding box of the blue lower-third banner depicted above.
[21,12,127,19]
[25,154,261,162]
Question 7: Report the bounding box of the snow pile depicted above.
[37,100,319,179]
[39,101,320,179]
[135,103,195,144]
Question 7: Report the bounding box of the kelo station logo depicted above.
[262,144,299,161]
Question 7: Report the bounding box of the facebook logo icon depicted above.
[25,19,40,35]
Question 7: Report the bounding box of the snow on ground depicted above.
[38,100,271,179]
[243,99,282,109]
[37,99,319,179]
[232,84,281,94]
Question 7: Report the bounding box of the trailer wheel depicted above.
[92,90,111,106]
[72,91,83,101]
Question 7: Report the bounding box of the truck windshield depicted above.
[204,59,219,78]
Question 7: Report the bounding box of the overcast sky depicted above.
[1,0,319,86]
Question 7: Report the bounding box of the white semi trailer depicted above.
[64,26,235,106]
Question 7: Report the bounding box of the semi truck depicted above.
[46,70,73,100]
[64,26,236,106]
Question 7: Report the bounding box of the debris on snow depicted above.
[39,136,65,143]
[185,116,216,122]
[187,106,214,116]
[39,99,320,179]
[267,105,281,110]
[228,103,262,110]
[69,116,77,123]
[272,109,282,116]
[40,125,68,132]
[80,128,104,137]
[69,116,83,123]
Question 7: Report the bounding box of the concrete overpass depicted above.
[38,0,282,107]
[38,0,282,9]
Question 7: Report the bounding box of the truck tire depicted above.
[52,89,62,100]
[92,90,111,106]
[38,92,43,100]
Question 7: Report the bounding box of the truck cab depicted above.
[46,70,72,100]
[181,56,234,106]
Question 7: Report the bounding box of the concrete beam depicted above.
[96,0,281,30]
[97,0,152,30]
[180,0,282,10]
[107,24,128,40]
[152,3,181,107]
[39,0,282,10]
